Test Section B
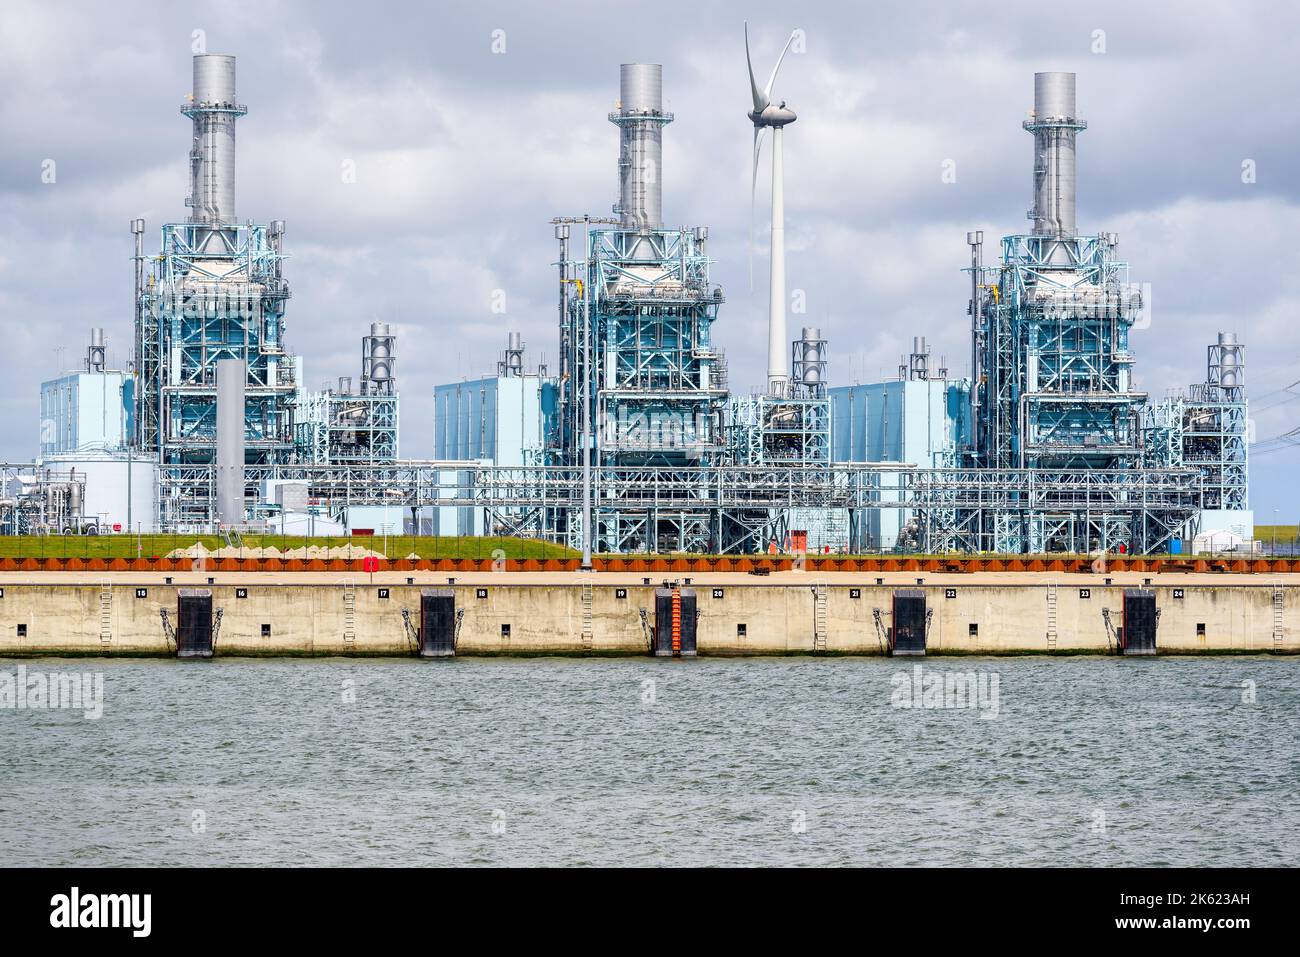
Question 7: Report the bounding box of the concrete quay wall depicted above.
[0,574,1296,656]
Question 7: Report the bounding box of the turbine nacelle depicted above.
[749,103,798,128]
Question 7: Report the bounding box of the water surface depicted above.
[2,656,1295,866]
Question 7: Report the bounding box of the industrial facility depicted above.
[0,42,1252,556]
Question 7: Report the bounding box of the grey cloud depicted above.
[2,0,1299,510]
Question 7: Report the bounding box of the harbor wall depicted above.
[0,577,1296,656]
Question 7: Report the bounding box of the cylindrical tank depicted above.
[1030,72,1080,243]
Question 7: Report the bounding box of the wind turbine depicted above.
[746,20,798,395]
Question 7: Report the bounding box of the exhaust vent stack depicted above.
[610,64,672,260]
[184,54,246,227]
[1025,72,1085,262]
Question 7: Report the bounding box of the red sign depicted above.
[112,524,122,532]
[361,556,380,574]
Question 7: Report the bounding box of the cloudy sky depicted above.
[2,0,1298,514]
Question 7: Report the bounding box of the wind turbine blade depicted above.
[744,20,767,112]
[750,126,766,291]
[763,31,797,103]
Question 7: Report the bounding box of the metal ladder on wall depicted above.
[1046,584,1058,651]
[99,583,113,647]
[581,583,594,652]
[813,585,828,652]
[1273,585,1285,651]
[342,580,357,646]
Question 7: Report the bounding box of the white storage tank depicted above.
[40,452,158,532]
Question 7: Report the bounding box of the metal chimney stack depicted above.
[1026,72,1085,259]
[361,322,395,396]
[86,328,105,373]
[908,337,930,381]
[184,54,246,227]
[611,64,672,260]
[1211,332,1245,396]
[791,327,827,397]
[499,331,525,378]
[215,358,246,526]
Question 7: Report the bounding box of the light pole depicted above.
[581,215,593,570]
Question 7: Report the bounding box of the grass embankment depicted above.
[0,535,577,561]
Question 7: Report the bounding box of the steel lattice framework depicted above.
[1145,356,1249,514]
[139,461,1200,555]
[973,233,1147,471]
[557,226,727,467]
[136,222,296,465]
[295,390,399,466]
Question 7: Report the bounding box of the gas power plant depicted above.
[0,39,1252,557]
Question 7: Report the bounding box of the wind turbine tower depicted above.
[746,21,798,395]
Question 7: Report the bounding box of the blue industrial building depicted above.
[433,336,554,467]
[40,329,134,456]
[829,339,972,549]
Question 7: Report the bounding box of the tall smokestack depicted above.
[185,54,246,226]
[1026,72,1085,253]
[611,64,672,260]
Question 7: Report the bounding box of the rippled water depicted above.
[2,656,1296,866]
